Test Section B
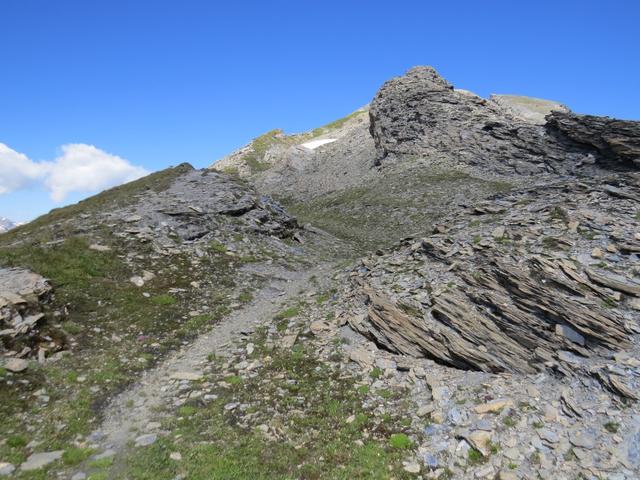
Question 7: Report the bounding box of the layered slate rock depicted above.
[112,165,298,243]
[0,268,64,360]
[369,66,640,175]
[347,174,640,398]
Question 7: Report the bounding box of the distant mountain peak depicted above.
[0,217,20,233]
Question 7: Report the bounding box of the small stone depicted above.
[475,464,494,478]
[4,358,29,373]
[538,428,559,444]
[492,226,506,239]
[170,452,182,461]
[466,430,492,456]
[555,324,585,346]
[423,452,439,469]
[349,348,374,368]
[71,473,87,480]
[89,244,111,252]
[135,434,157,447]
[346,415,356,424]
[20,450,64,471]
[124,215,142,223]
[591,247,604,259]
[474,399,512,414]
[498,472,518,480]
[606,244,618,253]
[170,371,203,381]
[403,460,421,473]
[130,276,145,287]
[0,463,15,476]
[544,405,558,422]
[93,449,115,460]
[503,448,520,460]
[569,430,596,449]
[417,404,435,417]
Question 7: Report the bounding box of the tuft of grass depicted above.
[6,435,28,448]
[224,375,242,386]
[150,294,177,306]
[389,433,412,449]
[63,447,95,466]
[369,367,383,379]
[604,421,619,433]
[209,241,227,253]
[467,447,485,465]
[274,306,301,321]
[178,405,198,417]
[502,415,517,428]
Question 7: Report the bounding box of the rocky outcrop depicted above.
[97,166,298,244]
[369,66,640,175]
[546,111,640,168]
[0,268,64,362]
[346,173,640,398]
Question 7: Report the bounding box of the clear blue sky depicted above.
[1,0,638,222]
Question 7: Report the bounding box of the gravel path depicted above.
[93,262,326,453]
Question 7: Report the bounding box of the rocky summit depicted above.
[1,67,639,480]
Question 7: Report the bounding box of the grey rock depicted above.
[0,463,15,476]
[555,324,585,346]
[569,430,596,449]
[134,433,158,447]
[538,428,560,444]
[20,450,64,471]
[626,423,640,467]
[369,66,639,174]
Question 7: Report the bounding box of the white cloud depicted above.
[0,143,149,202]
[0,143,44,194]
[44,144,149,202]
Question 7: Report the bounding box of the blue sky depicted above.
[1,0,638,222]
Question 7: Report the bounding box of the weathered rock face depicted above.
[369,66,640,175]
[0,268,64,360]
[546,111,640,169]
[346,173,640,398]
[91,165,299,247]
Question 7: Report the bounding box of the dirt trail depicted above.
[92,262,327,454]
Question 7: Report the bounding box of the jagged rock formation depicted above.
[369,66,640,174]
[346,173,640,398]
[0,268,64,362]
[547,111,640,168]
[105,164,298,244]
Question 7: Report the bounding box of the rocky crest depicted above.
[369,66,640,174]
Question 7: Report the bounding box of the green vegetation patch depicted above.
[280,167,513,253]
[112,343,416,479]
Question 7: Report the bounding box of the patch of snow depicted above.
[300,138,337,150]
